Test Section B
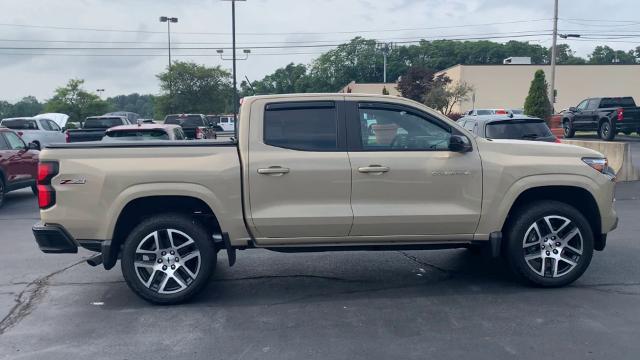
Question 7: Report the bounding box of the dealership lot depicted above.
[0,177,639,359]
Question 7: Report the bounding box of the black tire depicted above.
[121,213,216,305]
[504,201,594,287]
[598,120,616,141]
[0,177,5,209]
[562,120,575,138]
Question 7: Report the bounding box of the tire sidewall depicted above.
[505,201,594,287]
[563,120,574,138]
[599,121,615,141]
[121,214,216,305]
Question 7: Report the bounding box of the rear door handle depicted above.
[358,165,390,174]
[257,166,290,175]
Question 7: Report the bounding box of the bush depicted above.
[524,70,552,120]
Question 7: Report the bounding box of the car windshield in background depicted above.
[476,110,493,115]
[165,115,204,127]
[600,97,636,108]
[1,118,38,130]
[84,117,124,129]
[104,130,169,140]
[486,120,552,139]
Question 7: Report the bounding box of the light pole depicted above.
[96,89,105,98]
[159,16,178,111]
[222,0,246,139]
[549,0,559,109]
[377,42,394,83]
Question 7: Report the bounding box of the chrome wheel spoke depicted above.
[171,273,188,290]
[144,269,159,287]
[552,258,559,277]
[559,255,577,267]
[562,227,580,243]
[182,250,200,263]
[157,274,171,293]
[565,243,582,255]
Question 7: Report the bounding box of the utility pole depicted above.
[377,42,394,83]
[222,0,246,139]
[549,0,558,109]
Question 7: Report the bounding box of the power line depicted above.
[0,18,552,36]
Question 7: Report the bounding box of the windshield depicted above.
[104,129,169,140]
[165,115,204,127]
[1,118,38,130]
[84,117,125,129]
[485,120,552,139]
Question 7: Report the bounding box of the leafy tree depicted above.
[242,63,311,95]
[0,96,44,118]
[424,81,474,115]
[107,93,156,118]
[589,46,637,64]
[554,44,587,65]
[524,70,552,120]
[44,79,110,125]
[396,66,450,102]
[156,61,234,118]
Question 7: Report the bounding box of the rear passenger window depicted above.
[264,102,338,151]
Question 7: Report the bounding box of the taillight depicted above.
[37,161,59,209]
[195,127,203,139]
[495,109,507,115]
[65,131,70,143]
[617,108,624,121]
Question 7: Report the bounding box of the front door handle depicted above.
[257,166,290,175]
[358,165,390,174]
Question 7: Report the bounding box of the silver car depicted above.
[0,117,66,150]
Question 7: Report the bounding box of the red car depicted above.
[0,127,39,208]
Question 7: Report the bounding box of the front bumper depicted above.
[32,222,78,254]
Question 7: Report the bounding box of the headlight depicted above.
[582,157,608,173]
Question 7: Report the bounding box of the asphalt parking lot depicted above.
[1,138,639,360]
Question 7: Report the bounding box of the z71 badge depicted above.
[59,178,87,185]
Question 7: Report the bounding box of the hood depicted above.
[34,113,69,128]
[477,138,604,159]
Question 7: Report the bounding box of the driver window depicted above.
[4,132,26,150]
[359,107,451,151]
[577,100,589,110]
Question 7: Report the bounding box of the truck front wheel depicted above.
[563,120,575,138]
[504,201,594,287]
[121,214,216,305]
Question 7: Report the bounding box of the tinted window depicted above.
[600,97,636,108]
[84,117,125,128]
[0,133,8,150]
[587,99,599,110]
[264,102,338,151]
[475,109,493,115]
[358,107,451,151]
[576,99,589,110]
[485,120,552,139]
[104,129,169,140]
[1,119,38,130]
[4,131,26,149]
[165,115,204,127]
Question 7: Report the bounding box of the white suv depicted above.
[0,117,66,150]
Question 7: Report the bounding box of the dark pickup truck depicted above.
[66,116,131,143]
[164,114,216,140]
[562,97,640,141]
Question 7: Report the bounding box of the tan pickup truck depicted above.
[32,94,618,304]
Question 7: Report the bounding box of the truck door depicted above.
[346,101,482,237]
[573,99,592,130]
[247,98,353,240]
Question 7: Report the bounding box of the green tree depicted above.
[44,79,110,125]
[12,96,44,116]
[554,44,587,65]
[524,70,552,120]
[107,93,156,118]
[156,61,233,118]
[396,66,450,102]
[589,46,637,64]
[424,81,474,115]
[242,63,311,95]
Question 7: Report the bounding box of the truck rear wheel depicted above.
[598,121,616,141]
[121,214,216,305]
[504,201,594,287]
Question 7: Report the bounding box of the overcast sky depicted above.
[0,0,636,102]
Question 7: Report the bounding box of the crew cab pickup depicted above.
[65,116,131,143]
[32,94,618,304]
[562,97,640,141]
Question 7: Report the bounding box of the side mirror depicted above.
[569,107,578,113]
[28,142,40,150]
[449,135,472,153]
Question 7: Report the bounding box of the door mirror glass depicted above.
[449,135,472,152]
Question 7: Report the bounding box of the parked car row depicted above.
[561,96,640,141]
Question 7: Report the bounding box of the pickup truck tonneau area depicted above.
[33,93,618,304]
[66,116,131,143]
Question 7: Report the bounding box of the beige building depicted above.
[436,64,640,114]
[339,81,401,96]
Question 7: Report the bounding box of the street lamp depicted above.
[216,48,251,61]
[222,0,246,139]
[96,89,105,97]
[159,16,178,111]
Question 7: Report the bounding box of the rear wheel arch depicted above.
[108,195,222,269]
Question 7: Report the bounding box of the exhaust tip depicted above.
[87,254,103,267]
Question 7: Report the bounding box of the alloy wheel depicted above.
[522,215,583,278]
[134,229,201,294]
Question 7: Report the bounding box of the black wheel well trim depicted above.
[501,185,603,252]
[106,195,225,270]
